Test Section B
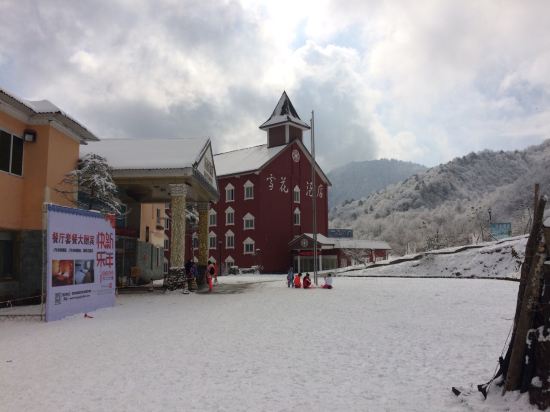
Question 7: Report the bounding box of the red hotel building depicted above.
[205,92,330,274]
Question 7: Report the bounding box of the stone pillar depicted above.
[169,183,187,269]
[197,202,210,285]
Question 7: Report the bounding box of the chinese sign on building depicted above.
[46,204,116,321]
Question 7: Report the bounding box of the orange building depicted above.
[0,88,98,303]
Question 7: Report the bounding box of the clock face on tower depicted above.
[292,149,300,163]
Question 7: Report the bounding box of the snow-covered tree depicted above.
[57,153,122,214]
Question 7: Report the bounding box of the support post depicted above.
[167,184,187,290]
[197,202,209,284]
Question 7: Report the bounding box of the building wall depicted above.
[139,203,166,248]
[0,107,81,302]
[0,109,79,231]
[211,141,329,273]
[267,126,286,148]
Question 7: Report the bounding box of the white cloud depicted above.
[1,0,549,171]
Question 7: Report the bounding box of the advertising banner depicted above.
[46,204,116,321]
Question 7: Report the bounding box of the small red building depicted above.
[288,233,392,272]
[206,92,331,274]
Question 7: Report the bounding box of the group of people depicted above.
[183,259,218,292]
[286,267,333,289]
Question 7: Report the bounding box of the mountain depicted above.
[329,139,550,254]
[328,159,427,208]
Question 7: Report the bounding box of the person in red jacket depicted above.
[293,273,302,288]
[303,273,312,289]
[206,261,215,292]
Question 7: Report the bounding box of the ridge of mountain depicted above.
[329,139,550,254]
[328,159,428,208]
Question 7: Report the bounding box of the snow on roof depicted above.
[0,87,98,141]
[302,233,333,245]
[259,91,310,130]
[334,239,392,250]
[22,99,62,113]
[301,233,391,250]
[544,216,550,228]
[80,137,209,170]
[214,144,285,176]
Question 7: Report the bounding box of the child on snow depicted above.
[293,273,302,288]
[206,261,215,292]
[322,273,333,289]
[303,273,312,289]
[287,266,294,288]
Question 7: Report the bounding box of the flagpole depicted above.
[311,111,318,286]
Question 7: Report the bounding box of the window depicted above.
[164,239,169,250]
[243,237,255,255]
[293,208,301,226]
[225,230,235,249]
[209,209,217,227]
[293,185,300,203]
[209,232,217,249]
[225,207,235,225]
[192,233,199,249]
[0,130,23,176]
[244,180,254,200]
[163,261,168,274]
[0,231,15,280]
[145,226,150,242]
[243,213,255,230]
[164,217,170,230]
[225,183,235,202]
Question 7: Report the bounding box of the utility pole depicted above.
[311,111,318,285]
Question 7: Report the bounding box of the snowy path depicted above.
[0,276,533,411]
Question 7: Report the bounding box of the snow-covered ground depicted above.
[337,236,527,280]
[0,275,535,411]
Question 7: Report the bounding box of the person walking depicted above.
[287,266,294,288]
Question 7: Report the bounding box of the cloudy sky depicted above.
[1,0,549,171]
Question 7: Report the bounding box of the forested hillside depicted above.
[328,159,427,208]
[329,140,550,254]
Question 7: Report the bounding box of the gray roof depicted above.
[80,137,210,170]
[301,233,391,250]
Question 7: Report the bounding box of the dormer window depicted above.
[225,183,235,202]
[243,180,254,200]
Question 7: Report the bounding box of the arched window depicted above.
[293,207,301,226]
[243,213,255,230]
[225,183,235,202]
[243,180,254,200]
[209,209,217,226]
[293,185,300,203]
[208,231,217,249]
[243,237,255,255]
[225,206,235,225]
[225,230,235,249]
